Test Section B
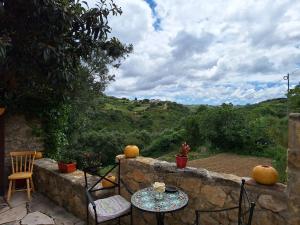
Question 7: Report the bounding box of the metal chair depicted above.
[7,151,36,201]
[195,179,255,225]
[83,158,132,225]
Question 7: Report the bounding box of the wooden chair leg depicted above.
[7,180,12,201]
[30,178,35,192]
[26,178,31,201]
[12,180,16,194]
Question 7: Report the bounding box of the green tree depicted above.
[288,84,300,112]
[184,116,201,148]
[198,104,247,150]
[0,0,132,160]
[0,0,132,110]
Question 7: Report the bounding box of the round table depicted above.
[131,187,189,225]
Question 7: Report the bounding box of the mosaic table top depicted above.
[131,187,189,213]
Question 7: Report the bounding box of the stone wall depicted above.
[4,115,44,173]
[5,114,44,153]
[33,157,291,225]
[287,113,300,225]
[119,156,288,225]
[33,159,115,222]
[3,114,44,190]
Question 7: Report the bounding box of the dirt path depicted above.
[188,153,272,177]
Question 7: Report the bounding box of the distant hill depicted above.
[90,96,288,136]
[93,95,191,133]
[241,98,287,118]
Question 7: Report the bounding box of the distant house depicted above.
[150,99,161,104]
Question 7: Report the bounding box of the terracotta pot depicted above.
[252,165,278,185]
[58,162,77,173]
[176,155,188,168]
[124,145,139,158]
[101,175,116,188]
[35,151,43,159]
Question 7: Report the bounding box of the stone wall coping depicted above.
[34,158,87,187]
[289,113,300,119]
[119,155,287,195]
[34,158,110,193]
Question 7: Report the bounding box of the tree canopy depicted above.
[0,0,132,110]
[288,84,300,112]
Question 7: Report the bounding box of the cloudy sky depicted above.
[87,0,300,105]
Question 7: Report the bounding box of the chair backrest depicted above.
[10,151,36,173]
[83,159,121,195]
[238,179,256,225]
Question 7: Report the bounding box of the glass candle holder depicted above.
[155,191,164,200]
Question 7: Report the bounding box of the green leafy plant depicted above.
[56,148,76,164]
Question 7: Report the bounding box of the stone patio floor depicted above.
[0,192,85,225]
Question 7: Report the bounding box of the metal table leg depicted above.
[156,213,165,225]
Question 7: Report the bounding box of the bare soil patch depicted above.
[188,153,272,177]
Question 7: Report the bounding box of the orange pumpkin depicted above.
[124,145,139,158]
[35,151,43,159]
[101,175,116,188]
[252,165,278,185]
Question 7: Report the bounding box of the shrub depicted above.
[197,104,247,151]
[75,130,125,167]
[143,129,186,157]
[184,116,201,148]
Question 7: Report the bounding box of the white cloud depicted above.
[88,0,300,104]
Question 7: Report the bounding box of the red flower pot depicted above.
[58,162,77,173]
[176,155,188,168]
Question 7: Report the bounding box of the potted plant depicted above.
[57,150,77,173]
[176,142,191,169]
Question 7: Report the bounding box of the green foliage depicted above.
[181,102,289,156]
[184,116,200,148]
[75,130,124,166]
[0,0,132,109]
[243,117,275,150]
[0,0,132,163]
[143,129,186,157]
[43,104,71,159]
[288,84,300,113]
[194,104,247,151]
[94,96,190,132]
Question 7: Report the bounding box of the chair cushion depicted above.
[88,195,131,223]
[8,172,32,180]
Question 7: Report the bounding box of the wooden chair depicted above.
[7,151,36,201]
[195,179,256,225]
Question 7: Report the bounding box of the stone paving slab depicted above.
[7,192,28,208]
[0,206,10,214]
[22,212,55,225]
[0,197,9,214]
[0,204,27,224]
[0,193,84,225]
[1,221,19,225]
